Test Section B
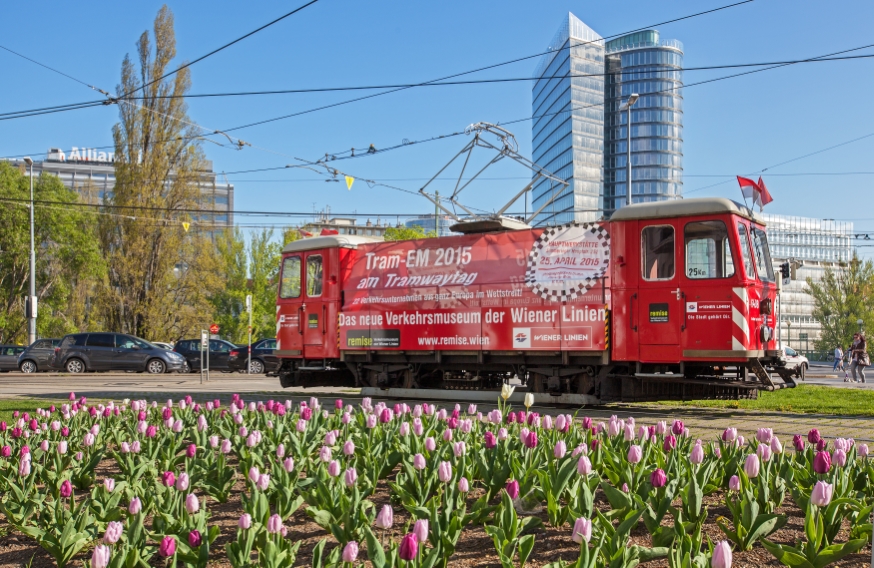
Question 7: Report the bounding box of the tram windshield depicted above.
[750,226,775,283]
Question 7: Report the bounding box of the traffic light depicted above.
[780,262,790,282]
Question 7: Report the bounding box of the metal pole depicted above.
[28,161,36,345]
[247,294,253,375]
[626,104,632,207]
[200,330,204,385]
[435,190,439,236]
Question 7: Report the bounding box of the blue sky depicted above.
[2,0,874,239]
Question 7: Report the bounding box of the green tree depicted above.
[96,5,219,341]
[384,225,436,241]
[806,255,874,352]
[211,229,281,344]
[0,163,104,343]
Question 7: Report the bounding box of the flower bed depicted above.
[0,389,870,567]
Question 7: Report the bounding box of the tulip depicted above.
[744,454,760,478]
[722,427,737,442]
[414,519,429,543]
[690,442,704,465]
[607,418,621,437]
[267,514,283,534]
[624,423,635,442]
[506,479,520,500]
[524,431,538,449]
[501,384,515,400]
[247,467,261,484]
[39,440,48,452]
[832,449,847,467]
[458,476,470,492]
[399,533,419,561]
[757,444,772,463]
[438,461,452,483]
[522,392,535,409]
[92,544,111,568]
[0,445,9,458]
[159,536,176,557]
[425,437,436,452]
[319,446,332,463]
[345,467,358,487]
[627,445,643,464]
[729,475,741,491]
[104,478,115,493]
[60,479,73,498]
[638,425,650,442]
[577,455,592,476]
[498,427,508,440]
[810,481,834,508]
[328,460,341,477]
[342,541,359,563]
[650,468,667,488]
[756,428,773,444]
[129,497,142,515]
[442,429,453,442]
[238,513,253,529]
[176,472,190,491]
[454,441,467,457]
[859,444,869,457]
[484,431,497,449]
[806,428,821,444]
[186,530,202,548]
[554,414,568,432]
[146,425,157,438]
[58,441,68,455]
[104,521,123,544]
[671,420,684,436]
[813,451,832,474]
[711,541,732,568]
[770,436,783,454]
[817,439,828,452]
[663,435,677,452]
[283,456,295,473]
[366,414,377,429]
[572,517,592,544]
[373,504,394,530]
[554,440,567,459]
[185,494,199,514]
[83,433,95,447]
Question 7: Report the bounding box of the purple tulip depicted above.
[817,439,828,452]
[506,479,520,500]
[711,541,732,568]
[807,428,821,444]
[399,533,418,561]
[813,451,832,474]
[651,468,667,488]
[524,431,538,449]
[792,434,804,452]
[60,479,73,498]
[188,530,202,547]
[484,431,497,449]
[810,481,834,507]
[0,446,9,458]
[159,536,176,558]
[671,420,684,436]
[663,435,677,452]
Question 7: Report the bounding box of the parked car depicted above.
[52,333,186,374]
[152,342,174,350]
[781,345,809,380]
[17,338,61,373]
[173,338,238,372]
[0,345,26,372]
[228,338,279,374]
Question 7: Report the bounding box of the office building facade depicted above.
[6,146,234,229]
[405,215,457,237]
[531,16,683,223]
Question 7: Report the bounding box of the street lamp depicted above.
[858,319,864,333]
[620,93,639,207]
[22,157,36,346]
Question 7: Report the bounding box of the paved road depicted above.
[0,371,870,444]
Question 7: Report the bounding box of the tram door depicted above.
[637,222,683,362]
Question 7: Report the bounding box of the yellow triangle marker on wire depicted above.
[345,176,354,190]
[182,222,190,232]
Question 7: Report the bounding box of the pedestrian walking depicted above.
[850,333,869,384]
[833,345,844,372]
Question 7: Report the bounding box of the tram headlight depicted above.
[760,325,773,342]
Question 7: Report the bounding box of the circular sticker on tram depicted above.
[525,222,610,302]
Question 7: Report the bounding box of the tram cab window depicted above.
[279,256,301,299]
[306,255,323,297]
[684,221,735,279]
[642,225,675,280]
[751,227,775,282]
[737,224,757,280]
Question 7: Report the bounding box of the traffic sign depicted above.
[209,323,219,335]
[200,330,209,348]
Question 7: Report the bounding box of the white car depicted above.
[781,346,809,380]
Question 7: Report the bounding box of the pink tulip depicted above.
[756,428,773,444]
[454,441,467,457]
[650,468,667,488]
[663,435,677,452]
[129,497,142,515]
[744,454,760,478]
[283,457,295,473]
[341,541,359,563]
[757,444,772,463]
[425,437,436,452]
[573,443,588,457]
[92,544,111,568]
[813,451,831,474]
[320,446,332,463]
[808,429,821,444]
[832,449,847,467]
[176,472,190,491]
[185,494,199,514]
[770,436,783,454]
[366,414,377,429]
[498,428,508,440]
[690,442,704,465]
[671,420,684,436]
[554,440,567,459]
[413,453,426,470]
[104,478,115,492]
[524,431,538,449]
[345,467,358,487]
[711,541,732,568]
[343,440,355,456]
[810,480,834,507]
[257,474,270,491]
[188,530,202,548]
[577,456,592,476]
[58,441,68,455]
[267,514,283,534]
[413,519,429,543]
[627,445,643,464]
[159,536,176,558]
[572,517,592,544]
[859,444,869,457]
[458,477,470,492]
[506,480,520,500]
[375,504,394,529]
[220,439,232,454]
[328,460,341,477]
[722,427,737,442]
[399,534,418,561]
[484,431,497,449]
[438,461,452,483]
[729,475,741,491]
[624,423,635,441]
[103,521,123,544]
[239,513,252,529]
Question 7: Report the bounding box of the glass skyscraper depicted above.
[531,14,605,224]
[531,17,684,223]
[603,30,684,212]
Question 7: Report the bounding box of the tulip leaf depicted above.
[760,539,816,568]
[811,539,868,568]
[518,534,536,567]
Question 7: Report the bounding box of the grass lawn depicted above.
[653,384,874,416]
[0,398,68,423]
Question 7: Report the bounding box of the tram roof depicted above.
[281,235,383,253]
[609,197,761,223]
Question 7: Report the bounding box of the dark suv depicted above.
[173,339,238,373]
[228,338,279,374]
[53,333,186,374]
[17,338,61,373]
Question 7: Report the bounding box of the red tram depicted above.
[274,198,794,402]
